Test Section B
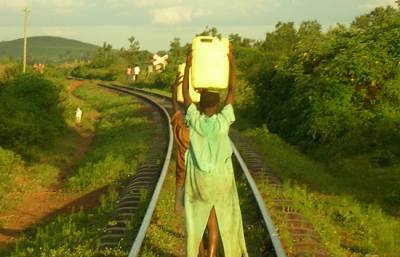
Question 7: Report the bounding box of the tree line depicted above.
[160,7,400,164]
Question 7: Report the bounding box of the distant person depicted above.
[75,107,82,127]
[126,65,132,81]
[146,65,154,79]
[182,46,248,257]
[33,63,39,72]
[133,64,140,81]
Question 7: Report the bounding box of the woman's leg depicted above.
[207,207,219,257]
[198,239,205,257]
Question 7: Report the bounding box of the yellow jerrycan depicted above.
[177,63,200,103]
[191,36,230,90]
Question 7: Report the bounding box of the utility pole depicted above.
[23,7,29,73]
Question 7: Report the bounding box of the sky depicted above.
[0,0,397,52]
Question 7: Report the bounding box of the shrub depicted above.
[71,65,117,81]
[246,7,400,159]
[0,73,66,156]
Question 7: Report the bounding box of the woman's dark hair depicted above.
[200,91,220,109]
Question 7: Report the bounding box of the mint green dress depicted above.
[184,104,248,257]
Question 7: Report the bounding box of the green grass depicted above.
[2,188,122,257]
[0,63,5,75]
[241,126,400,256]
[140,162,185,257]
[1,82,155,256]
[0,147,58,214]
[66,83,151,191]
[0,77,84,214]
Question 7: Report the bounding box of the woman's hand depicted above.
[185,49,192,70]
[172,73,183,113]
[226,42,236,105]
[183,46,193,108]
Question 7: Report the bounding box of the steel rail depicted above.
[231,142,287,257]
[106,83,287,257]
[98,83,173,257]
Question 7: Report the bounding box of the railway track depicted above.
[96,83,173,254]
[97,82,331,257]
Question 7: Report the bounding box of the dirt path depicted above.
[0,80,103,247]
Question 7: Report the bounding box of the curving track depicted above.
[96,82,332,257]
[96,83,173,254]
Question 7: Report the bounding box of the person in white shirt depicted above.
[75,107,82,127]
[134,64,140,81]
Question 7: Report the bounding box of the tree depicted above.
[229,33,255,47]
[168,37,187,65]
[196,26,222,38]
[262,22,298,60]
[128,36,140,52]
[247,7,400,159]
[121,36,141,64]
[91,42,114,68]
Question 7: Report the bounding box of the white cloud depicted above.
[360,0,397,10]
[151,6,209,25]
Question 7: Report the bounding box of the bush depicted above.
[246,7,400,159]
[0,73,66,156]
[0,147,29,211]
[71,65,117,81]
[0,62,21,85]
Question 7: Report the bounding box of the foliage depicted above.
[90,42,115,68]
[196,26,222,38]
[152,37,190,88]
[241,127,400,256]
[1,82,155,256]
[119,36,152,65]
[245,7,400,160]
[0,62,22,84]
[0,147,59,213]
[66,83,152,191]
[70,42,119,81]
[71,65,118,81]
[0,147,28,211]
[0,73,66,156]
[71,37,153,82]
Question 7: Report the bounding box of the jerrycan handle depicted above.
[198,36,214,43]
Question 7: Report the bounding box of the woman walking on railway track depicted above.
[182,45,249,257]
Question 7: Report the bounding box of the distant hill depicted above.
[0,36,99,63]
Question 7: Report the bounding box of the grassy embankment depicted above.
[0,72,83,215]
[1,82,154,256]
[240,126,400,257]
[119,79,400,256]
